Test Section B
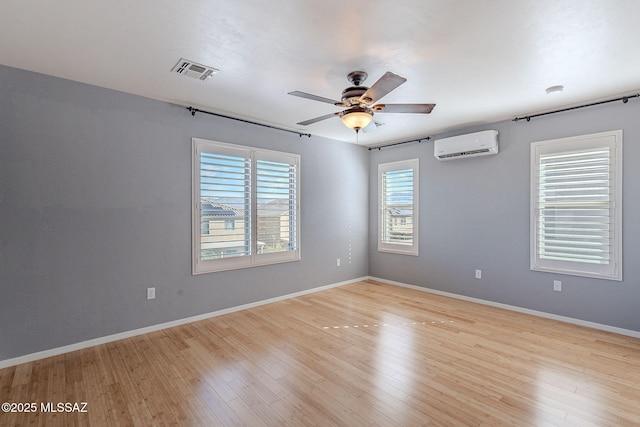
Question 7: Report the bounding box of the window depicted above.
[378,159,419,256]
[530,130,622,281]
[193,138,300,274]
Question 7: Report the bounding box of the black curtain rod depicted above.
[367,136,431,151]
[368,93,639,151]
[513,93,640,122]
[186,107,312,138]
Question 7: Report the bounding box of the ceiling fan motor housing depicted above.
[341,86,369,106]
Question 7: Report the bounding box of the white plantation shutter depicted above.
[193,139,300,274]
[256,158,298,255]
[531,131,622,280]
[538,149,611,263]
[378,159,419,256]
[381,168,414,243]
[199,150,251,260]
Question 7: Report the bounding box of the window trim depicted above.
[530,130,622,281]
[378,158,419,256]
[192,138,300,274]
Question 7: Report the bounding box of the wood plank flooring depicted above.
[2,280,640,426]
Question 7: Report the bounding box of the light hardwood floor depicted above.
[2,280,640,426]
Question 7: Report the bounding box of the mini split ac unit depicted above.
[434,130,499,161]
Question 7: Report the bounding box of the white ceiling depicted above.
[2,0,640,146]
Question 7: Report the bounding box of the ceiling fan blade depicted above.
[360,72,407,105]
[288,91,341,105]
[373,103,436,114]
[297,112,339,126]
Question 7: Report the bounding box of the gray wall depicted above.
[0,65,370,361]
[369,98,640,332]
[3,62,638,363]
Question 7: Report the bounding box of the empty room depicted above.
[2,1,640,426]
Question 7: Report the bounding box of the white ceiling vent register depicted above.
[434,130,499,161]
[172,58,219,80]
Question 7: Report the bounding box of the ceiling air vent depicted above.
[172,58,219,81]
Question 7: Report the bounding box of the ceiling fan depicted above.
[288,71,435,134]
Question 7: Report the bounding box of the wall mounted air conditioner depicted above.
[434,130,499,161]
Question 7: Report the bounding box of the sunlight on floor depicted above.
[533,366,604,425]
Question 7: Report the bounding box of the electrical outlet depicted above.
[475,269,482,279]
[147,287,156,300]
[553,280,562,292]
[337,258,341,267]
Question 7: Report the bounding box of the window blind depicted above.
[378,159,419,256]
[381,168,415,244]
[199,152,251,260]
[530,130,622,281]
[256,159,297,254]
[537,148,612,265]
[193,138,300,274]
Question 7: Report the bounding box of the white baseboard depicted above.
[0,277,368,369]
[368,276,640,339]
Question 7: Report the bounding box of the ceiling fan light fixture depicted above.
[340,107,373,131]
